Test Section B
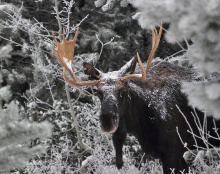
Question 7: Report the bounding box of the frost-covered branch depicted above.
[95,34,114,66]
[176,106,220,173]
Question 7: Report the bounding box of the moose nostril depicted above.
[101,124,118,133]
[100,114,118,133]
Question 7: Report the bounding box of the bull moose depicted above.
[52,26,220,173]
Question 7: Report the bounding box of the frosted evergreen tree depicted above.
[0,3,52,173]
[0,43,13,107]
[0,101,52,173]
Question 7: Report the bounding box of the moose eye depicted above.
[117,88,126,98]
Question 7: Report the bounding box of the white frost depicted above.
[63,57,72,71]
[101,71,119,80]
[81,155,94,167]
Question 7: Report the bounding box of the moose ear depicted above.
[118,56,137,76]
[83,62,100,80]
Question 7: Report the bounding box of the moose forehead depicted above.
[100,71,120,81]
[97,72,125,93]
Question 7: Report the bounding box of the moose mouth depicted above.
[100,117,119,133]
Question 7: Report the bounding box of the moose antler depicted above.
[52,28,99,87]
[121,24,162,81]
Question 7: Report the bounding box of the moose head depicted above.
[52,26,162,133]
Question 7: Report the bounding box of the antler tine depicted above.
[121,23,162,81]
[136,52,146,80]
[52,31,59,45]
[144,25,162,74]
[151,28,157,49]
[52,28,99,87]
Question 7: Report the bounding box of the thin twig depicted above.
[54,0,62,39]
[176,105,199,151]
[176,126,196,156]
[95,34,114,66]
[65,83,91,153]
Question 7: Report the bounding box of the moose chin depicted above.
[52,25,220,174]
